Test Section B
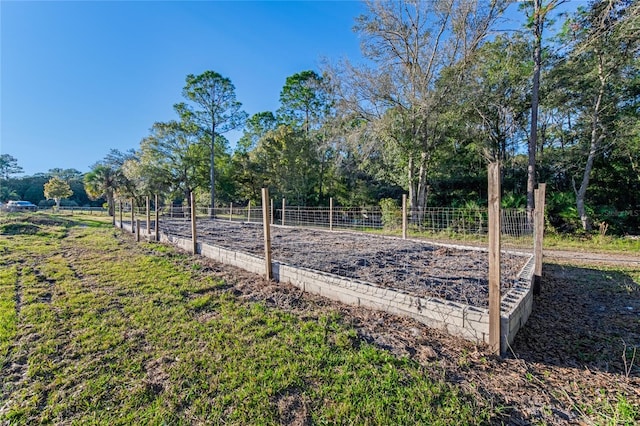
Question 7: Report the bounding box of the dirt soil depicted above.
[153,238,640,425]
[158,219,530,308]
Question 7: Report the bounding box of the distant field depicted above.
[1,213,638,425]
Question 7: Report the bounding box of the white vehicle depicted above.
[6,200,38,212]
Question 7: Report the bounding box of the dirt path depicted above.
[544,249,640,267]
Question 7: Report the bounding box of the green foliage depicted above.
[43,176,73,208]
[501,193,527,209]
[379,198,401,230]
[73,2,638,235]
[546,191,582,233]
[181,70,248,207]
[1,171,92,207]
[0,154,23,180]
[277,70,330,133]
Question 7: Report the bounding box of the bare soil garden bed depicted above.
[158,219,530,308]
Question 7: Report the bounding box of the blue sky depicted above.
[1,0,580,176]
[2,0,367,175]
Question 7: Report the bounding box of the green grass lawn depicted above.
[0,213,493,425]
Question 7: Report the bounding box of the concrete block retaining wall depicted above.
[118,220,534,353]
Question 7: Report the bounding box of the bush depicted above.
[379,198,401,230]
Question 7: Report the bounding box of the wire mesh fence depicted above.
[119,199,533,248]
[144,203,534,248]
[115,195,536,310]
[198,202,533,249]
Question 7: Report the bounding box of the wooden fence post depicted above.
[402,194,407,239]
[191,192,197,255]
[533,183,547,295]
[488,162,501,356]
[247,200,251,223]
[119,200,123,229]
[329,197,334,231]
[135,219,141,242]
[130,198,135,233]
[270,199,274,225]
[155,194,160,242]
[262,188,273,280]
[146,196,151,235]
[229,203,233,222]
[282,198,286,226]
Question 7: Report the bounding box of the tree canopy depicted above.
[64,0,640,235]
[44,176,73,208]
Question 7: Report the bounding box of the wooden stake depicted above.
[533,183,546,294]
[155,194,159,242]
[119,200,123,229]
[402,194,407,239]
[146,196,151,235]
[270,198,274,225]
[262,188,273,280]
[130,198,135,233]
[190,192,197,255]
[247,200,251,223]
[229,203,233,222]
[135,219,141,242]
[488,162,501,355]
[329,197,334,231]
[282,198,286,226]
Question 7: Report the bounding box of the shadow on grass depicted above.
[512,262,640,377]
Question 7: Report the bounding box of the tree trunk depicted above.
[318,148,328,205]
[408,155,418,224]
[210,123,216,217]
[416,151,429,226]
[527,0,543,226]
[575,61,606,232]
[106,191,115,217]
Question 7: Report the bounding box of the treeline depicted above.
[0,158,99,209]
[3,1,639,235]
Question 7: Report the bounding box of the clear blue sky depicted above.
[2,0,368,176]
[1,0,579,176]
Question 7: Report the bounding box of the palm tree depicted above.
[84,165,122,219]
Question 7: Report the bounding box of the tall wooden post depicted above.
[262,188,273,280]
[488,162,501,355]
[282,198,286,226]
[146,196,151,235]
[119,200,123,229]
[130,198,135,234]
[533,183,547,295]
[402,194,407,239]
[155,194,160,242]
[270,198,274,225]
[247,200,251,223]
[190,192,197,255]
[135,219,141,242]
[329,197,334,231]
